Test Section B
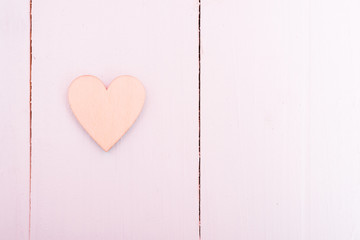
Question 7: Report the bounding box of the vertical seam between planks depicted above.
[307,0,312,238]
[29,0,32,239]
[198,0,201,239]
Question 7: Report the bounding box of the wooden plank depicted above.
[201,0,310,239]
[31,0,199,239]
[0,0,30,239]
[202,0,360,239]
[309,0,360,239]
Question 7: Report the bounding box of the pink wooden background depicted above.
[2,0,360,239]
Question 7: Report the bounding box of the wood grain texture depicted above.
[309,0,360,238]
[31,0,199,239]
[201,0,360,239]
[2,0,360,238]
[0,0,30,238]
[68,75,146,152]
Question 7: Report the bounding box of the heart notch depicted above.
[68,75,146,151]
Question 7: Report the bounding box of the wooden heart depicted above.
[68,75,146,151]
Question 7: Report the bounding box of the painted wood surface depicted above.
[201,0,360,239]
[308,0,360,238]
[31,0,198,239]
[3,0,360,239]
[0,0,30,239]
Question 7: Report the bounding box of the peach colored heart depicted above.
[68,75,145,151]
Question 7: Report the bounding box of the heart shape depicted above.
[68,75,146,151]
